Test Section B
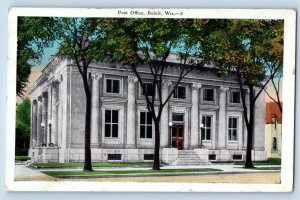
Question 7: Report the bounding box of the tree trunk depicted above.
[152,121,160,170]
[82,74,93,171]
[245,86,255,168]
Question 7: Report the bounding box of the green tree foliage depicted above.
[101,18,207,170]
[56,18,107,171]
[17,17,56,96]
[15,99,31,155]
[201,19,284,168]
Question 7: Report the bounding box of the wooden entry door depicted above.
[171,124,184,150]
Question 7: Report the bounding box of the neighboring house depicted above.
[265,102,282,158]
[28,56,267,164]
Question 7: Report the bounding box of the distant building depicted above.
[28,56,267,164]
[16,68,41,104]
[265,102,282,158]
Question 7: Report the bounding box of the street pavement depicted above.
[14,163,281,183]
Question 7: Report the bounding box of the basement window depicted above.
[208,154,216,161]
[144,154,154,160]
[107,154,122,160]
[232,154,243,160]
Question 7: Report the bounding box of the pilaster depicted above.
[217,86,228,148]
[90,73,102,147]
[191,82,201,148]
[160,80,172,147]
[126,76,137,148]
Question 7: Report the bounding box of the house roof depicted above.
[265,102,282,124]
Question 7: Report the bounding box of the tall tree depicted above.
[17,17,56,96]
[56,18,106,171]
[201,19,284,168]
[15,99,31,155]
[102,18,206,170]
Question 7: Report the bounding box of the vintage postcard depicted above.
[5,8,296,192]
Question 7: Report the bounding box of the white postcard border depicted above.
[5,8,296,192]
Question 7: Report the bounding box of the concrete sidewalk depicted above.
[15,164,57,181]
[16,163,280,174]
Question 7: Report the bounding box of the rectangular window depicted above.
[272,137,277,150]
[203,88,214,101]
[228,117,238,141]
[172,113,184,122]
[209,154,216,161]
[106,79,120,93]
[233,154,243,160]
[140,112,152,138]
[201,115,212,140]
[173,86,186,99]
[141,83,154,96]
[108,154,122,160]
[144,154,154,160]
[105,109,119,138]
[230,91,241,103]
[273,118,278,130]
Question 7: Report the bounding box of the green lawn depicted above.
[31,162,155,169]
[15,156,30,161]
[43,168,222,177]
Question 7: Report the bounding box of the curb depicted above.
[50,170,281,179]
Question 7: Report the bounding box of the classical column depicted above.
[217,86,228,148]
[90,73,102,146]
[126,76,137,148]
[191,82,201,148]
[46,86,52,146]
[51,82,59,146]
[160,80,172,147]
[31,100,37,147]
[41,92,48,146]
[57,75,63,147]
[36,96,42,146]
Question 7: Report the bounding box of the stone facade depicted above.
[28,56,267,164]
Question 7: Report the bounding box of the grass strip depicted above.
[15,156,30,161]
[43,168,222,177]
[32,162,154,169]
[250,167,281,170]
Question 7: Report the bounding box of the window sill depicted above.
[202,140,212,142]
[103,138,120,140]
[103,93,122,97]
[201,100,216,104]
[139,138,154,140]
[172,98,187,101]
[228,102,242,106]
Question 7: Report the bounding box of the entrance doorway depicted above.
[171,124,184,150]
